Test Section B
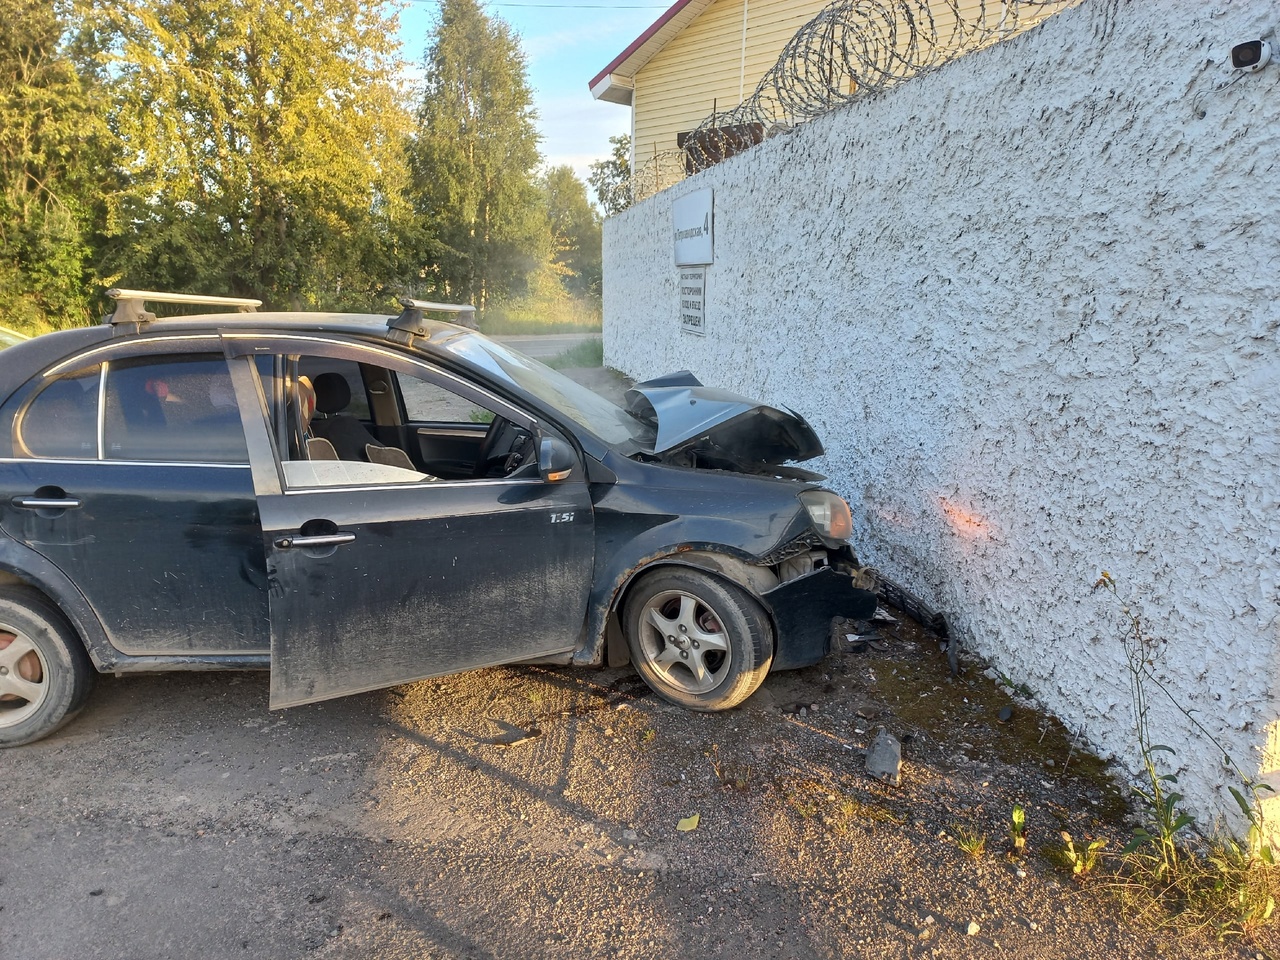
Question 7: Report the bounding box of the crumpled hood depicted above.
[624,371,824,466]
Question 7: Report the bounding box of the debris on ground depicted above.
[865,726,903,786]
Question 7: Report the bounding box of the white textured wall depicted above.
[603,0,1280,836]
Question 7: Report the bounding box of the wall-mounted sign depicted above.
[673,188,714,266]
[679,267,706,336]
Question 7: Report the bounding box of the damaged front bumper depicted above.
[761,565,878,670]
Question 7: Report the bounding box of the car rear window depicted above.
[103,355,248,463]
[17,365,101,459]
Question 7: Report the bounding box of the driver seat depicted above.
[309,372,389,461]
[308,372,432,476]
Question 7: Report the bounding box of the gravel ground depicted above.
[6,618,1272,959]
[3,360,1275,959]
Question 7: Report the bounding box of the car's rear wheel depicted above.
[0,588,94,747]
[623,568,773,711]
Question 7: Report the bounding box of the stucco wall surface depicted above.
[602,0,1280,834]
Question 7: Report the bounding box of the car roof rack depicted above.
[386,298,478,344]
[104,288,262,333]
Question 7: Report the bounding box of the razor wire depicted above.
[629,0,1080,200]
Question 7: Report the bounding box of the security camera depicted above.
[1230,39,1272,72]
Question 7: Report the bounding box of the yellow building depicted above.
[590,0,829,178]
[590,0,1070,195]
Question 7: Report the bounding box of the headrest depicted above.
[312,372,352,415]
[296,375,316,422]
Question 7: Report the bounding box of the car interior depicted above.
[279,355,539,484]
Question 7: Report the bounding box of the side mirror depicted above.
[539,437,577,483]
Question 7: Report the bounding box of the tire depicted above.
[0,587,94,747]
[622,568,774,711]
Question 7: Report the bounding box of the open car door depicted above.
[223,338,594,708]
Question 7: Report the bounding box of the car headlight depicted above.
[799,490,853,542]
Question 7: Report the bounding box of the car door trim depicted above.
[225,354,284,497]
[0,456,251,469]
[279,477,546,495]
[42,334,224,377]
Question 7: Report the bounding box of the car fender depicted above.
[0,537,112,670]
[577,533,784,668]
[594,549,785,669]
[664,550,780,596]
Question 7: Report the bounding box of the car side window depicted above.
[103,355,248,463]
[15,365,102,459]
[261,351,535,488]
[298,356,371,420]
[400,377,494,425]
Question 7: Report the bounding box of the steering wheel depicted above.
[473,415,521,478]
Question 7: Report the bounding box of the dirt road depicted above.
[6,621,1265,960]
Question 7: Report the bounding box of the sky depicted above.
[397,0,669,181]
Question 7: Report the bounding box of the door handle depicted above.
[11,497,82,510]
[274,533,356,550]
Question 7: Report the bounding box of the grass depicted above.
[707,745,752,792]
[1092,572,1279,941]
[953,824,988,859]
[544,339,604,369]
[1111,835,1278,939]
[478,293,601,335]
[779,778,902,832]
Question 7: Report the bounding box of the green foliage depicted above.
[89,0,412,308]
[477,255,601,335]
[1058,831,1107,881]
[1009,804,1027,857]
[0,0,111,330]
[478,298,600,335]
[1094,571,1278,940]
[952,824,987,859]
[1121,747,1195,877]
[588,134,631,216]
[0,0,616,336]
[540,165,601,299]
[408,0,543,310]
[544,339,603,370]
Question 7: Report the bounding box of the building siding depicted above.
[630,0,1053,169]
[632,0,825,164]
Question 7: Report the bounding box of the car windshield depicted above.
[440,334,651,448]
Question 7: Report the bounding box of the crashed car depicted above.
[0,290,877,746]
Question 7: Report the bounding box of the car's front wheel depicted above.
[0,588,94,747]
[622,568,774,711]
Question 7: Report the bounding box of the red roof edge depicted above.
[588,0,697,92]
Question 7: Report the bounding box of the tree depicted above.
[90,0,413,309]
[588,134,632,216]
[0,0,111,329]
[408,0,543,310]
[540,166,600,299]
